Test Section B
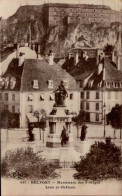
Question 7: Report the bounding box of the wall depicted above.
[20,90,80,128]
[80,90,122,123]
[0,91,20,113]
[47,4,121,27]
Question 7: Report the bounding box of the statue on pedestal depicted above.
[53,81,68,106]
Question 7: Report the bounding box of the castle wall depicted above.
[44,3,121,27]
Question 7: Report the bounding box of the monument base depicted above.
[40,146,81,168]
[46,133,74,148]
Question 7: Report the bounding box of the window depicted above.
[40,94,44,101]
[49,93,54,101]
[48,80,53,89]
[10,77,16,89]
[115,83,118,88]
[108,92,111,99]
[5,78,9,89]
[86,91,90,99]
[5,93,8,101]
[32,80,39,89]
[12,94,15,101]
[96,92,99,99]
[12,105,15,113]
[80,92,84,99]
[5,105,8,110]
[80,101,84,109]
[96,113,99,121]
[28,105,33,113]
[96,103,99,111]
[107,82,110,88]
[70,93,73,100]
[28,94,33,101]
[86,102,89,110]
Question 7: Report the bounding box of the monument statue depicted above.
[53,81,68,106]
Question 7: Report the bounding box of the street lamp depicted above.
[103,103,106,138]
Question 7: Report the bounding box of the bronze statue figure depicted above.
[53,81,68,106]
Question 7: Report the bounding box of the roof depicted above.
[62,56,97,80]
[20,59,79,92]
[2,58,24,91]
[85,57,122,90]
[47,3,111,10]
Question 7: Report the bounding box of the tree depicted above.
[74,137,122,180]
[103,44,114,55]
[106,104,122,139]
[33,109,47,142]
[72,110,86,138]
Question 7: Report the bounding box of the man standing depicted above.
[80,123,88,141]
[60,126,68,146]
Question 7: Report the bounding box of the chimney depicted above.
[75,52,79,65]
[117,55,121,71]
[97,49,104,64]
[38,44,41,54]
[83,51,89,61]
[32,44,35,51]
[69,52,72,59]
[99,51,105,62]
[16,43,20,58]
[98,63,103,75]
[112,50,115,63]
[37,44,41,59]
[19,52,25,66]
[49,51,54,65]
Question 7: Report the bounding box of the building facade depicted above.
[62,48,122,123]
[43,3,121,27]
[0,49,80,128]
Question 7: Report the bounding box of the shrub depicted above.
[1,147,59,180]
[74,137,122,181]
[0,110,20,128]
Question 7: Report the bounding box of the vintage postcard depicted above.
[0,0,122,195]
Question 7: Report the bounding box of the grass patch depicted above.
[1,147,59,180]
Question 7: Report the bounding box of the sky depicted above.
[0,0,121,19]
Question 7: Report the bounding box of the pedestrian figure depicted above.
[28,123,34,141]
[60,126,69,147]
[80,123,88,141]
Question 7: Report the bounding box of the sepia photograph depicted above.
[0,0,122,195]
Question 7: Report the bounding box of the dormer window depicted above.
[10,77,16,89]
[115,83,118,88]
[63,80,68,88]
[48,80,53,89]
[107,82,110,88]
[5,77,9,89]
[49,93,54,101]
[112,82,115,88]
[28,94,33,101]
[32,80,39,89]
[40,94,44,101]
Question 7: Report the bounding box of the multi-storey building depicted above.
[62,48,122,123]
[43,3,121,27]
[0,47,80,128]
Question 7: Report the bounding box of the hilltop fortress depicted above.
[43,3,121,27]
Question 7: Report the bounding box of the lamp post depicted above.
[103,103,106,138]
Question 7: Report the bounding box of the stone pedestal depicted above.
[46,106,74,148]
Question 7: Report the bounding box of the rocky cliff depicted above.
[0,5,121,58]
